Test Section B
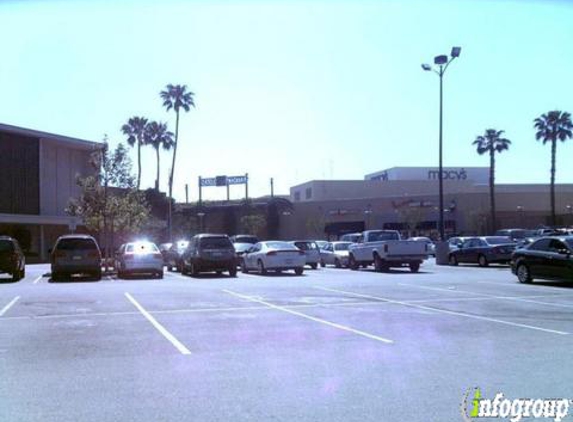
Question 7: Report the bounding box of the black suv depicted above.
[181,234,237,277]
[0,236,26,281]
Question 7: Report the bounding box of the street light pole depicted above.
[422,46,461,241]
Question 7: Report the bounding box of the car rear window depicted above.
[126,242,159,253]
[234,236,258,244]
[200,237,232,249]
[56,238,98,250]
[294,241,318,250]
[266,241,294,250]
[0,240,14,252]
[484,236,512,245]
[369,231,400,241]
[334,243,350,251]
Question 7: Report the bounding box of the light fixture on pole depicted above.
[421,46,462,241]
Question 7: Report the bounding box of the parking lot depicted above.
[1,260,573,422]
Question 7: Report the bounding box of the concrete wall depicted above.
[40,138,93,216]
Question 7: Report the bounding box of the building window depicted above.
[294,191,301,202]
[305,188,312,199]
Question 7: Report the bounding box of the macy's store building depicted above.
[280,167,573,240]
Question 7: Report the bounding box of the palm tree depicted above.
[473,129,511,232]
[144,121,174,191]
[160,83,195,239]
[121,116,149,189]
[534,110,573,225]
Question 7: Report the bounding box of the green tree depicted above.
[67,141,151,263]
[145,121,174,191]
[534,110,573,225]
[472,129,511,231]
[160,84,195,240]
[121,116,149,190]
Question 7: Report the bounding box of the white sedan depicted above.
[115,241,164,279]
[242,241,306,275]
[319,241,352,268]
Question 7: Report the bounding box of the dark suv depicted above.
[181,234,237,277]
[51,234,102,281]
[0,236,25,281]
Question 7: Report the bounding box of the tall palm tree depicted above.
[121,116,149,189]
[160,83,195,240]
[473,129,511,232]
[144,121,175,191]
[534,110,573,225]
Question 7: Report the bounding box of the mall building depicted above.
[0,123,100,262]
[281,167,573,240]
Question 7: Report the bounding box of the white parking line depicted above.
[223,289,394,344]
[32,275,43,284]
[0,296,20,317]
[316,287,569,336]
[124,292,192,355]
[398,283,573,310]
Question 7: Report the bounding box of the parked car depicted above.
[158,242,173,265]
[448,236,517,267]
[0,236,25,281]
[511,236,573,283]
[164,240,189,272]
[289,240,321,269]
[50,234,102,281]
[115,241,164,279]
[447,236,470,251]
[230,234,259,245]
[410,237,436,256]
[339,232,361,243]
[181,234,237,277]
[242,241,306,275]
[319,241,352,268]
[495,228,536,243]
[348,230,428,272]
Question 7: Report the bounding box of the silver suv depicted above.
[51,234,102,281]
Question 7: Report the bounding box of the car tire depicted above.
[449,254,458,266]
[229,267,237,277]
[349,255,359,271]
[241,260,249,274]
[94,271,102,281]
[320,260,325,268]
[409,262,420,273]
[216,270,223,275]
[158,271,164,279]
[478,254,489,267]
[516,263,532,284]
[310,263,318,270]
[20,268,25,279]
[257,260,267,275]
[374,254,388,272]
[334,258,341,268]
[11,271,21,282]
[294,267,304,276]
[191,263,199,277]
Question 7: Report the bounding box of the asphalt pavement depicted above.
[1,260,573,422]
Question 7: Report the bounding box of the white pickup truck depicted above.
[348,230,429,272]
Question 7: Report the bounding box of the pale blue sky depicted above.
[1,0,572,201]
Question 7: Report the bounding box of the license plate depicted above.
[285,259,293,264]
[72,256,82,261]
[212,252,222,257]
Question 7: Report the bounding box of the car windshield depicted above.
[233,243,252,252]
[200,237,232,249]
[484,236,513,245]
[56,238,98,250]
[0,240,14,252]
[334,243,351,251]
